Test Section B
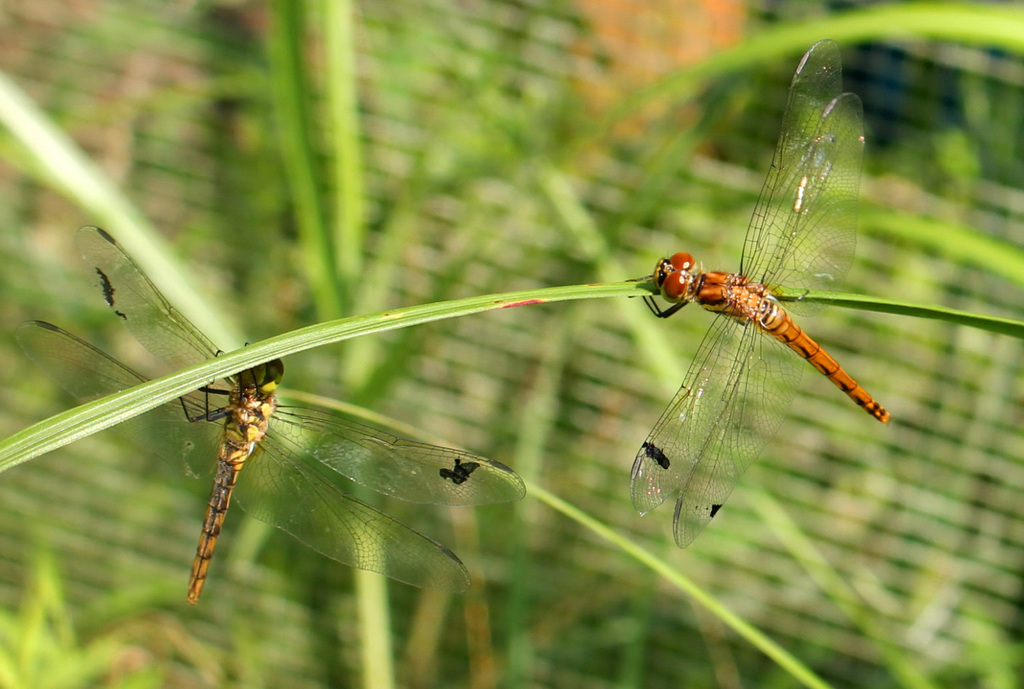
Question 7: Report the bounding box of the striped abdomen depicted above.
[760,303,890,423]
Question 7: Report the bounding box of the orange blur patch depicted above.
[572,0,744,132]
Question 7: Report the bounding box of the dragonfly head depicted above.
[654,252,697,304]
[239,358,285,394]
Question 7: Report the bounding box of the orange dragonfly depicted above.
[18,227,525,603]
[631,40,890,548]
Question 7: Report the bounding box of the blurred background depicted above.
[1,1,1024,688]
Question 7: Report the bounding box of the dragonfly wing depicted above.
[672,323,804,547]
[272,407,525,505]
[237,437,472,592]
[740,40,864,307]
[631,314,804,547]
[76,226,220,369]
[15,320,219,476]
[632,316,744,516]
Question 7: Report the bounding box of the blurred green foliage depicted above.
[1,2,1024,688]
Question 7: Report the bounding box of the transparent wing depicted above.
[76,226,221,370]
[237,437,472,592]
[15,320,220,477]
[16,321,475,591]
[630,314,803,546]
[272,408,526,506]
[740,40,864,309]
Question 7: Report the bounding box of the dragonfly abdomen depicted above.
[187,387,276,605]
[759,302,891,424]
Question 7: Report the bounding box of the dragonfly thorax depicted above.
[705,274,778,323]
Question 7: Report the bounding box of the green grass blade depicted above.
[321,0,366,303]
[267,0,340,319]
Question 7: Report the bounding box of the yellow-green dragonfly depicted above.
[17,226,525,604]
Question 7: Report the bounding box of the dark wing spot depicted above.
[709,504,722,518]
[641,441,671,470]
[440,458,480,485]
[96,268,116,307]
[114,309,127,320]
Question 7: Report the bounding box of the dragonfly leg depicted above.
[643,296,687,319]
[179,386,232,423]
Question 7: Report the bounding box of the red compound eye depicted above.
[661,271,688,301]
[669,252,694,270]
